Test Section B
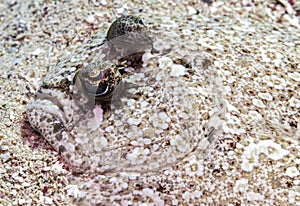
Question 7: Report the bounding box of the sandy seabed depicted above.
[0,0,299,205]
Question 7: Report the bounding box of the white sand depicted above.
[0,0,299,205]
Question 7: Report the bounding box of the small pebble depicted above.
[170,64,185,77]
[252,99,266,108]
[86,15,95,24]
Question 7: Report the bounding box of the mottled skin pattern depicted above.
[26,15,151,173]
[26,14,213,175]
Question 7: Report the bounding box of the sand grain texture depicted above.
[0,0,299,205]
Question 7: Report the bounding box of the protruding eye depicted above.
[73,61,122,103]
[106,15,147,41]
[105,15,153,69]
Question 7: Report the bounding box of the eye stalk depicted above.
[73,61,122,104]
[105,15,153,69]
